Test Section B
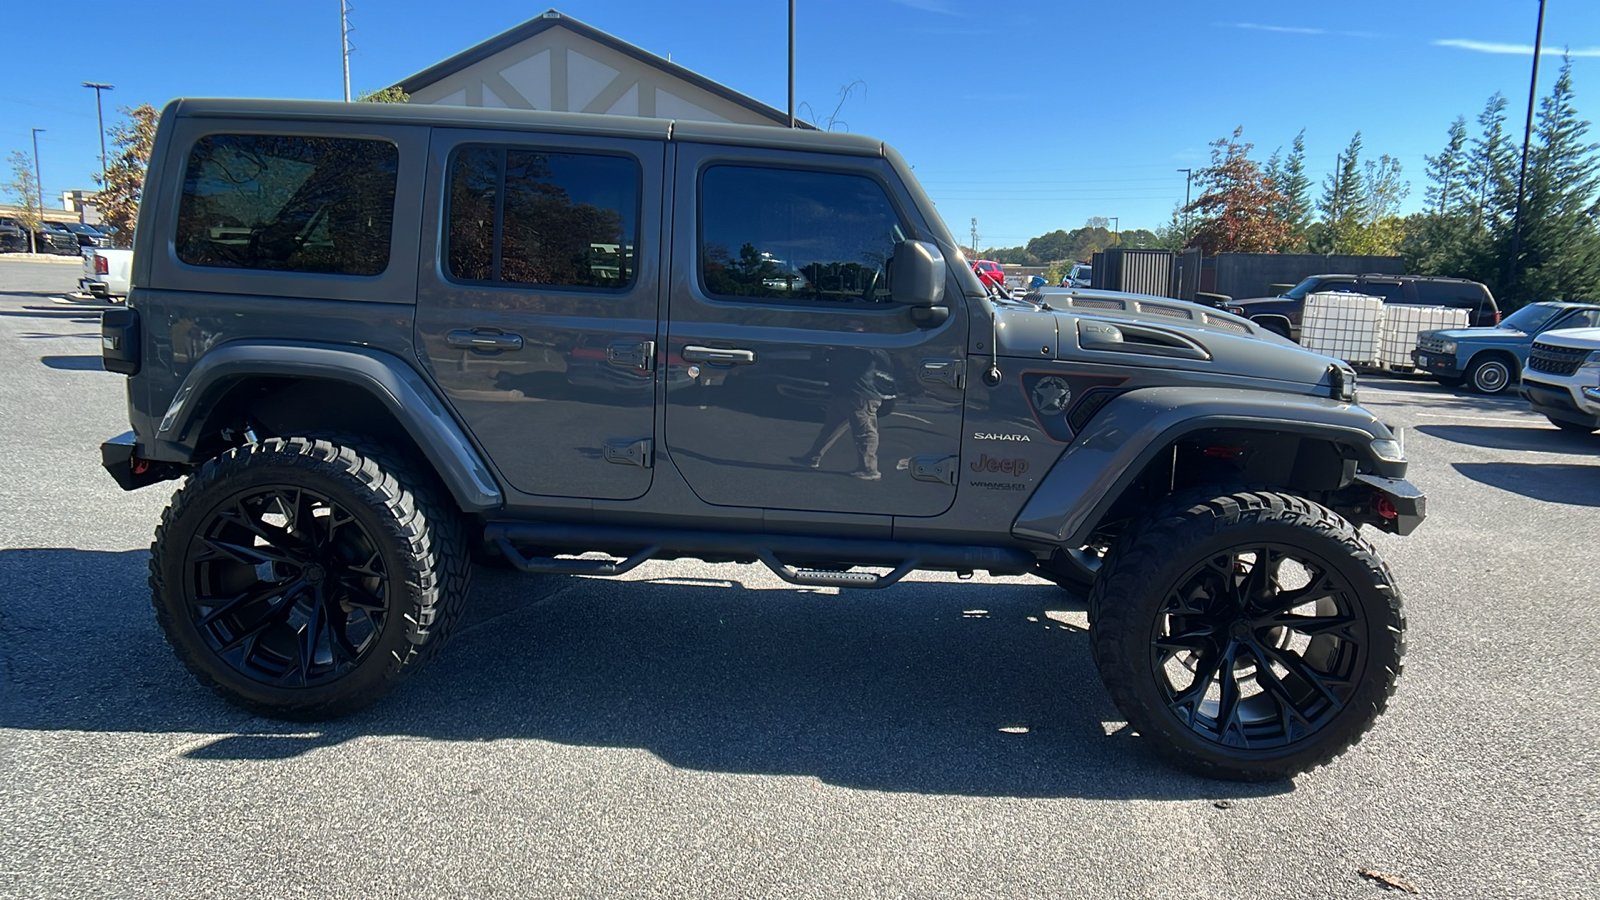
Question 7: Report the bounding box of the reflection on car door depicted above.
[663,146,967,517]
[414,128,664,501]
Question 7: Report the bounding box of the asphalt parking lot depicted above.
[1,256,1596,899]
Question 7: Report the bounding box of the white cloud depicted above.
[1433,39,1600,57]
[1222,22,1387,39]
[889,0,958,14]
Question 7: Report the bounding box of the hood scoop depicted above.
[1077,319,1211,361]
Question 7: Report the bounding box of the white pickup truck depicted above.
[1521,326,1600,433]
[80,247,133,300]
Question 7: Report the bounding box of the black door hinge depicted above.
[607,340,655,370]
[918,358,966,390]
[910,454,958,485]
[604,437,654,468]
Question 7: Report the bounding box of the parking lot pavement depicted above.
[1,255,1596,898]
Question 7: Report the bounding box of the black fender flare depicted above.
[1012,386,1404,547]
[149,340,503,511]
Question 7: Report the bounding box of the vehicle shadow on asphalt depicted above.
[1417,424,1597,453]
[38,355,105,371]
[1451,462,1600,506]
[0,548,1292,801]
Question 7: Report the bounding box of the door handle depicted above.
[681,345,756,365]
[446,329,524,353]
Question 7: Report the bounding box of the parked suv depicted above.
[99,98,1425,781]
[1414,301,1600,394]
[1520,327,1600,432]
[0,217,27,253]
[1231,274,1499,342]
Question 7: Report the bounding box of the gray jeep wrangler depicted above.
[99,99,1423,781]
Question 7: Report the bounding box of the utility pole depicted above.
[1176,168,1192,242]
[30,128,45,254]
[970,217,979,256]
[787,0,795,128]
[82,82,113,187]
[1509,0,1547,289]
[1330,153,1344,254]
[340,0,353,101]
[1110,217,1119,245]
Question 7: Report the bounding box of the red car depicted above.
[971,259,1006,290]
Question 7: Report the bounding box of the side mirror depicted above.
[889,239,948,327]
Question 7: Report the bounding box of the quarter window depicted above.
[446,146,639,289]
[175,134,398,276]
[700,165,905,305]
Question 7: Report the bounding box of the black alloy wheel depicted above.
[151,437,469,718]
[1090,489,1403,781]
[1148,544,1364,752]
[183,485,389,688]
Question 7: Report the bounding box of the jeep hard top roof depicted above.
[164,97,889,158]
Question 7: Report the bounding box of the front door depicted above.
[663,146,967,517]
[415,128,663,500]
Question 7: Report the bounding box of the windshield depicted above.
[1282,277,1329,300]
[1499,303,1563,333]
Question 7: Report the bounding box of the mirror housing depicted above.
[890,239,947,308]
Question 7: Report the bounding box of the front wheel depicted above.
[1090,489,1404,781]
[150,437,470,719]
[1467,355,1514,394]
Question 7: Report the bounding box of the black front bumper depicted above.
[1521,380,1600,428]
[1410,349,1463,378]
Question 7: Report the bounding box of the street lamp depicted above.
[1110,217,1119,245]
[1177,168,1193,241]
[1509,0,1548,286]
[30,128,45,254]
[82,82,113,186]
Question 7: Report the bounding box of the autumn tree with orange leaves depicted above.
[1183,127,1289,254]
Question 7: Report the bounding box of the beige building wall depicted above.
[407,28,774,126]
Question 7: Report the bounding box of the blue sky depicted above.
[3,0,1597,247]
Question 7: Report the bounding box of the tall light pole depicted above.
[340,0,353,101]
[83,82,113,187]
[1509,0,1547,289]
[1176,168,1193,241]
[1110,217,1119,245]
[30,128,45,254]
[787,0,795,128]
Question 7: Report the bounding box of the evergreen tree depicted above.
[1466,93,1515,232]
[1424,117,1469,215]
[1509,57,1600,303]
[1317,132,1365,253]
[1278,130,1312,251]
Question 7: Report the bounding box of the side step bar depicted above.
[485,521,1037,590]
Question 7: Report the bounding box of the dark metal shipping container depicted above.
[1090,248,1176,297]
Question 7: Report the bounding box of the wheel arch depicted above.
[149,340,503,512]
[1463,348,1520,383]
[1013,387,1404,550]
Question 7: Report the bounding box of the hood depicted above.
[993,291,1347,397]
[1536,326,1600,350]
[1423,326,1508,342]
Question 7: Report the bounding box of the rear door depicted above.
[414,128,664,500]
[661,145,968,517]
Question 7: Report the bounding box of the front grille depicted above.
[1528,342,1588,377]
[1417,335,1450,353]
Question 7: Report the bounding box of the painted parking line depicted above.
[1413,412,1543,425]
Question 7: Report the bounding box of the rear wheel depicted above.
[1466,355,1514,394]
[150,437,470,718]
[1090,488,1404,781]
[1547,415,1598,434]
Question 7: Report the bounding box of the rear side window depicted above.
[1414,281,1489,310]
[175,134,398,276]
[1361,281,1406,304]
[446,145,640,289]
[699,165,906,305]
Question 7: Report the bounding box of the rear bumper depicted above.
[100,431,184,491]
[1521,379,1600,427]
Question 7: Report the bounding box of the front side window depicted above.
[446,145,639,289]
[700,165,905,305]
[175,134,398,276]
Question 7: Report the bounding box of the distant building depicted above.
[396,9,801,127]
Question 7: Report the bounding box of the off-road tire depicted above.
[1090,487,1404,781]
[150,437,471,719]
[1546,415,1597,434]
[1466,355,1515,394]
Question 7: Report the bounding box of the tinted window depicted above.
[1362,281,1406,303]
[1554,308,1600,330]
[1284,277,1355,300]
[1501,303,1564,332]
[700,166,905,305]
[446,146,639,289]
[1413,281,1486,309]
[175,134,397,276]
